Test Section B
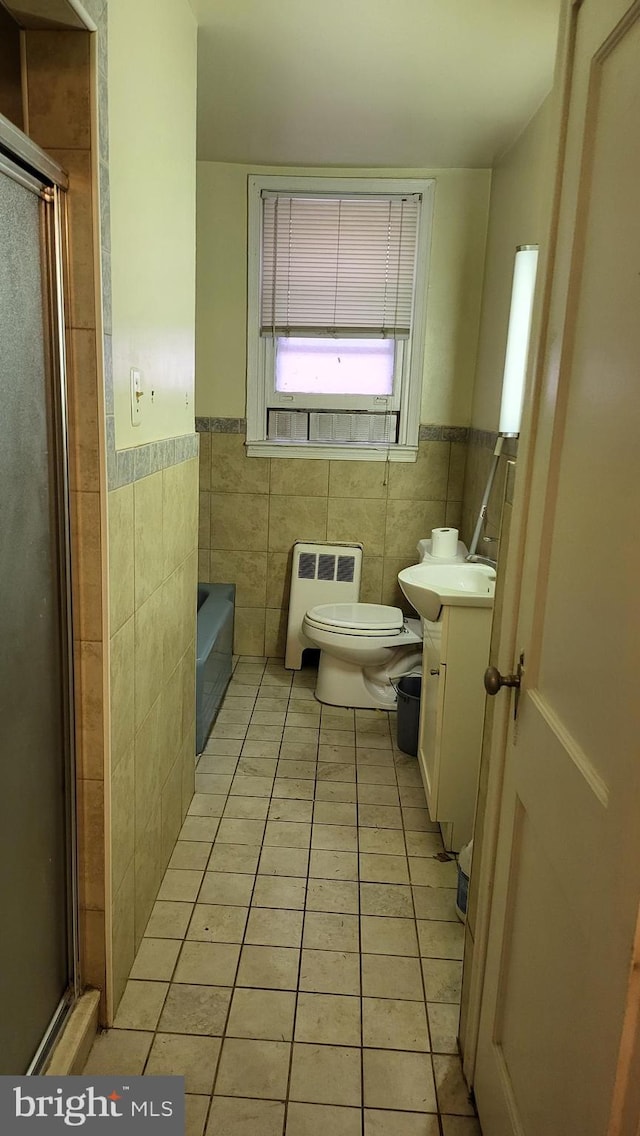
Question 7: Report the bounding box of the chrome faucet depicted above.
[466,536,498,570]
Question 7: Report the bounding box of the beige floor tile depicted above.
[358,805,402,829]
[303,911,359,952]
[158,982,231,1035]
[305,879,358,915]
[360,916,419,957]
[272,778,316,801]
[409,858,458,888]
[286,712,321,729]
[259,846,310,877]
[246,724,284,742]
[158,869,204,902]
[240,741,280,760]
[289,1043,361,1107]
[311,824,358,852]
[295,993,360,1046]
[432,1055,475,1116]
[314,782,357,804]
[428,1002,460,1053]
[113,980,168,1030]
[361,954,424,1001]
[299,949,361,996]
[313,801,357,826]
[146,1033,220,1094]
[357,764,395,784]
[189,793,228,817]
[169,842,213,871]
[359,853,410,884]
[185,1094,210,1136]
[417,920,464,960]
[174,941,241,986]
[309,850,358,881]
[288,699,321,718]
[356,748,395,767]
[318,744,356,764]
[268,798,314,822]
[319,729,355,748]
[440,1117,482,1136]
[209,724,247,741]
[245,908,304,948]
[279,743,319,763]
[364,1109,440,1136]
[129,938,181,982]
[252,875,307,910]
[202,740,243,758]
[398,786,430,807]
[198,755,239,775]
[412,886,458,921]
[196,773,231,795]
[230,774,275,797]
[208,845,260,874]
[359,882,413,918]
[83,1029,153,1075]
[206,1096,285,1136]
[405,831,445,857]
[226,987,296,1041]
[316,762,356,783]
[236,945,300,990]
[198,871,255,907]
[282,726,319,746]
[180,816,221,842]
[277,760,318,780]
[357,784,400,805]
[363,996,429,1051]
[145,900,194,939]
[253,711,287,726]
[264,821,312,848]
[421,959,463,1004]
[216,818,266,845]
[215,1037,290,1099]
[359,828,405,856]
[257,697,291,714]
[223,796,271,820]
[187,903,248,943]
[236,757,278,778]
[363,1049,436,1112]
[286,1103,361,1136]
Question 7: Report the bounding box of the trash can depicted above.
[395,674,422,756]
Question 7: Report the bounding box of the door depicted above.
[474,1,640,1133]
[0,153,75,1071]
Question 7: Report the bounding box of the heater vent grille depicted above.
[337,555,356,583]
[298,553,317,580]
[318,555,336,581]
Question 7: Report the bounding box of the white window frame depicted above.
[246,175,435,462]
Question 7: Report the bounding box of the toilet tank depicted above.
[285,541,362,669]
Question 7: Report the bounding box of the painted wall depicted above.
[108,0,197,448]
[195,162,491,426]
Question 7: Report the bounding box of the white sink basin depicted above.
[398,562,496,622]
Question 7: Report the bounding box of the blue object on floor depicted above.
[196,582,235,754]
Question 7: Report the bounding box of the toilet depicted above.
[302,602,423,710]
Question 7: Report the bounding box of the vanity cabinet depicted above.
[418,605,492,852]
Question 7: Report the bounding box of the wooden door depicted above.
[474,2,640,1133]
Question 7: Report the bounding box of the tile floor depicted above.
[85,657,480,1136]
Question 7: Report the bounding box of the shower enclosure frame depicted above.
[0,112,81,1072]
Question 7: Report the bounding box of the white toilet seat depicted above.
[306,602,405,636]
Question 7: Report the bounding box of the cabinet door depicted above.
[418,648,446,818]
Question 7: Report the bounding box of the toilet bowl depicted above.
[302,602,423,710]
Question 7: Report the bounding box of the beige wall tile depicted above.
[270,458,329,497]
[135,800,163,948]
[161,754,183,868]
[112,861,135,1016]
[448,442,467,501]
[268,496,328,553]
[158,663,183,787]
[387,441,450,501]
[181,727,196,813]
[329,461,388,499]
[163,564,187,683]
[110,615,135,772]
[266,552,292,609]
[77,778,105,911]
[198,550,210,581]
[25,32,90,149]
[67,329,99,492]
[234,608,266,656]
[199,490,210,550]
[327,498,385,556]
[382,557,420,613]
[134,697,162,836]
[75,640,104,780]
[109,485,135,636]
[210,550,267,608]
[111,742,134,894]
[134,585,164,728]
[211,493,269,551]
[134,472,164,609]
[384,500,446,557]
[198,431,211,491]
[81,909,106,1009]
[47,149,96,330]
[265,608,287,658]
[360,557,383,604]
[72,490,103,642]
[181,641,197,742]
[163,462,191,578]
[445,500,462,528]
[211,434,270,494]
[182,551,198,655]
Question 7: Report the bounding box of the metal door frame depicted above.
[0,112,81,1072]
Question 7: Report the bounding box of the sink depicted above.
[397,562,496,622]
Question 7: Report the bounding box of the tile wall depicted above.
[108,457,199,1010]
[198,423,467,657]
[460,429,518,550]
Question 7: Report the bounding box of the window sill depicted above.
[246,441,418,462]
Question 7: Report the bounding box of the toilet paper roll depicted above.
[431,527,459,558]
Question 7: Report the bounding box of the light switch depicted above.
[130,368,143,426]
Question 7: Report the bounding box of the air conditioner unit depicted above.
[285,541,363,669]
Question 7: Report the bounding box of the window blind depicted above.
[260,193,420,338]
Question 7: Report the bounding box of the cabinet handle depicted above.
[429,668,440,676]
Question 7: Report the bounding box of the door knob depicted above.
[484,666,520,695]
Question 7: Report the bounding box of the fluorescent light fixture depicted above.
[498,245,539,436]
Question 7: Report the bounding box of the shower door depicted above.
[0,143,76,1072]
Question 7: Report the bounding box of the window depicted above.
[247,176,434,460]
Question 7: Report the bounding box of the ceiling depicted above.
[192,0,561,168]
